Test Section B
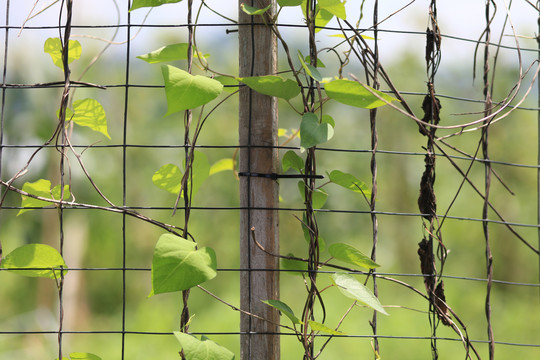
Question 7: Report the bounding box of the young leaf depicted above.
[238,75,301,100]
[67,353,102,360]
[174,332,235,360]
[328,170,371,197]
[321,114,335,127]
[332,273,389,315]
[18,179,70,216]
[71,98,110,139]
[241,3,271,16]
[209,158,234,175]
[301,1,334,33]
[304,55,326,68]
[328,243,380,269]
[278,0,303,6]
[1,244,68,279]
[309,320,344,335]
[44,38,81,70]
[150,234,217,296]
[137,43,191,63]
[325,80,398,109]
[130,0,183,11]
[300,112,334,150]
[282,150,304,172]
[162,65,223,114]
[318,0,346,20]
[297,181,328,210]
[261,299,303,325]
[297,50,322,82]
[281,253,308,276]
[215,76,239,94]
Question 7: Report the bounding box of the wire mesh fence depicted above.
[0,1,539,359]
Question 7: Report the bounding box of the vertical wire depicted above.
[121,1,132,359]
[0,0,9,264]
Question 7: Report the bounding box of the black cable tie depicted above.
[238,172,324,180]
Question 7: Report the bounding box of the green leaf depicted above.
[262,299,303,325]
[174,332,235,360]
[215,76,239,94]
[309,320,344,335]
[325,80,398,109]
[282,150,304,172]
[71,98,110,139]
[300,112,334,150]
[304,55,326,68]
[209,158,234,175]
[152,151,211,198]
[130,0,182,11]
[328,170,370,197]
[328,243,380,269]
[137,43,191,63]
[18,179,70,216]
[332,273,389,315]
[67,353,102,360]
[241,3,271,16]
[238,75,301,100]
[44,38,81,70]
[298,51,322,82]
[298,181,328,210]
[0,244,68,279]
[318,0,346,20]
[301,1,335,33]
[278,0,303,6]
[162,65,223,114]
[150,234,217,296]
[321,114,335,127]
[281,253,308,276]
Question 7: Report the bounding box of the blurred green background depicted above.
[0,1,539,359]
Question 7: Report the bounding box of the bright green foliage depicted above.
[44,38,81,70]
[304,55,326,68]
[174,332,235,360]
[278,0,303,6]
[261,299,303,325]
[71,98,110,138]
[328,243,380,269]
[328,170,370,197]
[240,3,271,16]
[297,181,328,210]
[300,112,334,150]
[332,273,389,315]
[321,114,335,127]
[209,158,234,175]
[57,353,102,360]
[301,1,335,33]
[280,254,307,275]
[162,65,223,114]
[1,244,68,280]
[318,0,346,20]
[282,150,304,172]
[18,179,70,216]
[298,51,322,81]
[215,76,239,94]
[238,75,301,100]
[325,80,398,109]
[150,234,217,296]
[137,43,191,63]
[308,320,344,335]
[130,0,182,11]
[152,151,210,198]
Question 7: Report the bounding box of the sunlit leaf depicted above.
[281,253,307,276]
[300,112,334,150]
[150,234,217,296]
[328,170,370,197]
[1,244,68,279]
[282,150,304,172]
[309,320,344,335]
[137,43,191,63]
[67,353,102,360]
[174,332,235,360]
[71,98,110,138]
[328,243,380,269]
[318,0,346,20]
[162,65,223,114]
[332,273,389,315]
[301,1,334,33]
[304,55,326,68]
[298,50,322,82]
[44,38,81,70]
[278,0,303,6]
[241,3,271,16]
[325,80,398,109]
[262,299,303,325]
[130,0,182,11]
[215,76,239,94]
[18,179,70,216]
[209,158,234,175]
[238,75,301,100]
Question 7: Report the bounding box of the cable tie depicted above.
[238,172,324,180]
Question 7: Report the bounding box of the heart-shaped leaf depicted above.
[130,0,183,11]
[318,0,346,20]
[238,75,300,100]
[150,234,217,296]
[71,98,110,139]
[278,0,303,6]
[18,179,70,216]
[1,244,68,279]
[332,273,389,315]
[44,38,81,70]
[282,150,304,172]
[262,299,303,325]
[328,243,380,269]
[297,181,328,210]
[325,80,398,109]
[209,158,234,175]
[301,1,334,33]
[137,43,191,63]
[298,51,322,82]
[300,112,334,150]
[328,170,371,197]
[309,320,344,335]
[174,332,235,360]
[162,65,223,114]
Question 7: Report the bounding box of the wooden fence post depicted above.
[238,1,280,359]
